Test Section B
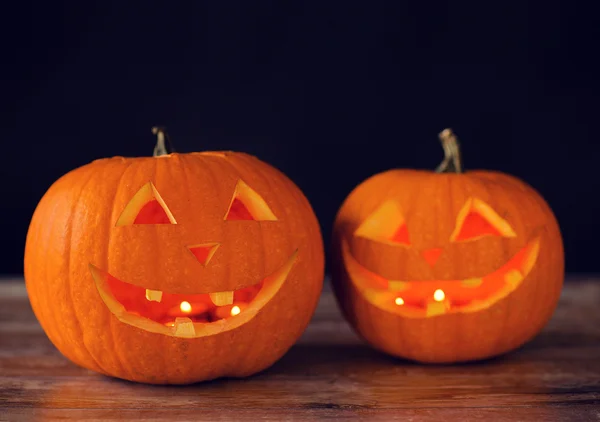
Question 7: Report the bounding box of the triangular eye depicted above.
[354,201,410,246]
[224,180,277,221]
[450,198,515,242]
[115,182,177,226]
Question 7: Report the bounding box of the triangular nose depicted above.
[188,243,220,266]
[422,248,443,267]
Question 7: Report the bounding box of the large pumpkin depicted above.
[331,129,563,363]
[25,129,324,384]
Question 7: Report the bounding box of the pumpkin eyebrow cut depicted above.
[354,201,410,246]
[224,179,278,221]
[450,197,516,242]
[116,182,177,226]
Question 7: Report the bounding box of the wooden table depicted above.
[1,277,599,421]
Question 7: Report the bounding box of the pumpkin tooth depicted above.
[504,269,524,288]
[426,301,447,317]
[209,291,234,306]
[174,317,195,337]
[461,278,483,288]
[388,280,409,291]
[145,289,163,302]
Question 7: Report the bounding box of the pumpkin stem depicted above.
[152,126,175,157]
[435,128,462,173]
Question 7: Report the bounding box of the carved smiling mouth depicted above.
[342,239,540,317]
[90,251,297,338]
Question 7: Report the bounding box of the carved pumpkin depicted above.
[331,129,563,363]
[24,129,324,384]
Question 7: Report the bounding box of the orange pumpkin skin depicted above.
[331,150,563,363]
[25,151,324,384]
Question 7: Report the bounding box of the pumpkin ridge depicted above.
[226,155,279,277]
[149,145,183,383]
[31,178,73,366]
[222,154,279,373]
[476,175,517,354]
[32,169,83,367]
[232,152,324,372]
[220,154,254,290]
[231,154,286,269]
[67,166,109,374]
[202,153,238,288]
[479,173,547,354]
[105,160,137,380]
[187,153,228,291]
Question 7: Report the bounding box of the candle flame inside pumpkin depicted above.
[180,301,192,313]
[433,289,445,302]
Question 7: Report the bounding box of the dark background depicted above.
[2,2,599,275]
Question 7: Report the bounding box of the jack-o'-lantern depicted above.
[331,129,564,363]
[25,128,324,384]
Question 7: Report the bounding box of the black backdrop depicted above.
[3,1,599,274]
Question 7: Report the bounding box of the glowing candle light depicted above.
[167,301,209,317]
[180,301,192,313]
[214,302,248,319]
[433,289,445,302]
[394,297,405,306]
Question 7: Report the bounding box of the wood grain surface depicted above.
[1,277,599,421]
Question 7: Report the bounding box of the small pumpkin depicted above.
[331,129,563,363]
[25,128,324,384]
